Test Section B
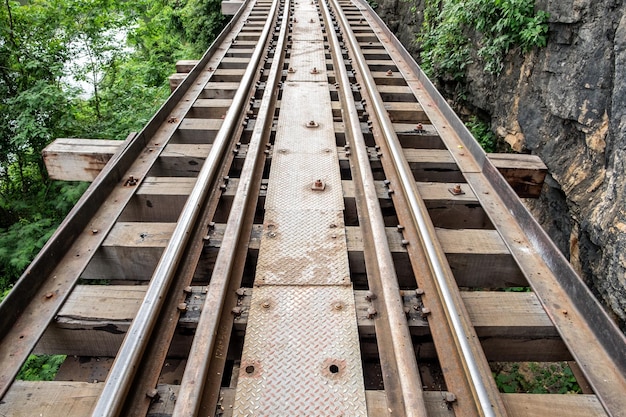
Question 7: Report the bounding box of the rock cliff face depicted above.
[375,0,626,328]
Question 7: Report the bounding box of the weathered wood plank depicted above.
[384,102,429,123]
[189,99,233,118]
[488,153,547,198]
[0,381,101,416]
[175,60,199,73]
[42,138,121,181]
[173,118,223,143]
[200,82,241,99]
[83,219,523,287]
[120,177,195,222]
[81,222,174,280]
[36,285,559,359]
[2,382,603,417]
[169,72,187,92]
[46,140,546,200]
[502,393,607,417]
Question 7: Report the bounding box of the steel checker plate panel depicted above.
[272,84,335,154]
[256,210,349,286]
[265,152,344,211]
[233,286,368,416]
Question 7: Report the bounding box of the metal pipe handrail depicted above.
[320,1,428,416]
[172,0,289,415]
[90,2,281,416]
[330,1,499,416]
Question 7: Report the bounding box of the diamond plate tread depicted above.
[286,4,327,82]
[273,82,336,154]
[265,152,344,211]
[256,210,349,286]
[233,286,368,416]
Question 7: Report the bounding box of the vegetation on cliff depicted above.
[418,0,549,79]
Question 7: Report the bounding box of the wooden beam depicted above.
[81,222,174,280]
[168,72,186,92]
[1,381,606,417]
[35,285,561,360]
[175,60,199,73]
[43,139,547,199]
[42,138,121,181]
[488,153,547,198]
[502,393,607,417]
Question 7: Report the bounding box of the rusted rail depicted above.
[0,0,624,416]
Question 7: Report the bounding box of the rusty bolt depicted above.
[444,392,457,403]
[386,70,393,76]
[288,67,295,73]
[45,292,54,299]
[146,388,160,400]
[177,303,188,312]
[306,120,319,128]
[332,302,344,311]
[310,18,315,23]
[124,176,138,186]
[232,306,243,317]
[262,301,271,309]
[367,307,378,319]
[311,179,326,191]
[365,291,377,301]
[449,184,464,196]
[310,67,319,74]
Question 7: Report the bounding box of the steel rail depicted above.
[355,1,626,415]
[0,3,252,399]
[90,3,282,416]
[172,0,289,415]
[331,1,502,416]
[320,1,428,416]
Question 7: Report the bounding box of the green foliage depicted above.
[0,0,227,290]
[419,0,549,79]
[493,362,581,394]
[17,354,66,381]
[465,116,497,152]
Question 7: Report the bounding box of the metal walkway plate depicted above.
[233,286,368,416]
[233,0,367,414]
[256,209,350,286]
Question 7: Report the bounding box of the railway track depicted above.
[1,0,625,416]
